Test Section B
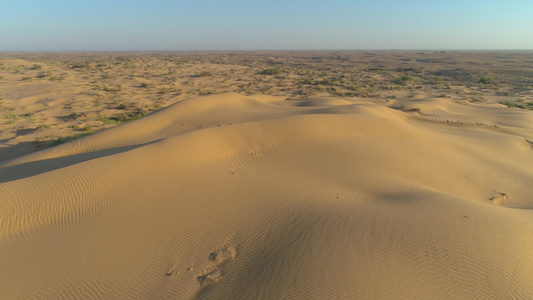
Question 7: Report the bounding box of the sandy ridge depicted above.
[1,93,533,299]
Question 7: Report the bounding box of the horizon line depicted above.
[2,49,533,53]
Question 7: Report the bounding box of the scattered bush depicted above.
[479,77,495,84]
[499,101,516,108]
[260,68,280,75]
[37,71,50,78]
[70,62,90,69]
[52,132,92,146]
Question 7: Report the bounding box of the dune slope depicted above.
[1,93,533,299]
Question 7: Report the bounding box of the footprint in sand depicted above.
[490,192,508,205]
[209,246,237,263]
[197,270,223,284]
[196,246,237,285]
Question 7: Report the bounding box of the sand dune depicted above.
[1,93,533,299]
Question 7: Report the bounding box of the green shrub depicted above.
[499,101,516,108]
[260,68,280,75]
[52,132,92,146]
[479,77,495,84]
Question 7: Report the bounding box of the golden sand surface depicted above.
[1,51,533,299]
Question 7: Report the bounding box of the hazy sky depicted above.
[2,0,532,51]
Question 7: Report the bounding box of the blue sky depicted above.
[1,0,532,51]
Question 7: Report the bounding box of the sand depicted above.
[2,52,533,299]
[1,91,533,299]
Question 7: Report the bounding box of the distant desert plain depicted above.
[1,51,533,299]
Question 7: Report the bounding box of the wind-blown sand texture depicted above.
[2,92,533,299]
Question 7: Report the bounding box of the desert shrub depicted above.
[52,132,92,146]
[99,117,121,125]
[260,68,280,75]
[70,62,90,69]
[48,76,64,81]
[30,64,42,70]
[401,76,413,81]
[93,84,122,93]
[479,77,495,84]
[37,71,50,78]
[520,102,533,110]
[499,101,516,108]
[2,113,18,119]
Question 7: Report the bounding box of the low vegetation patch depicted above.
[479,77,495,84]
[52,132,92,146]
[260,68,280,75]
[499,101,516,108]
[30,64,43,70]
